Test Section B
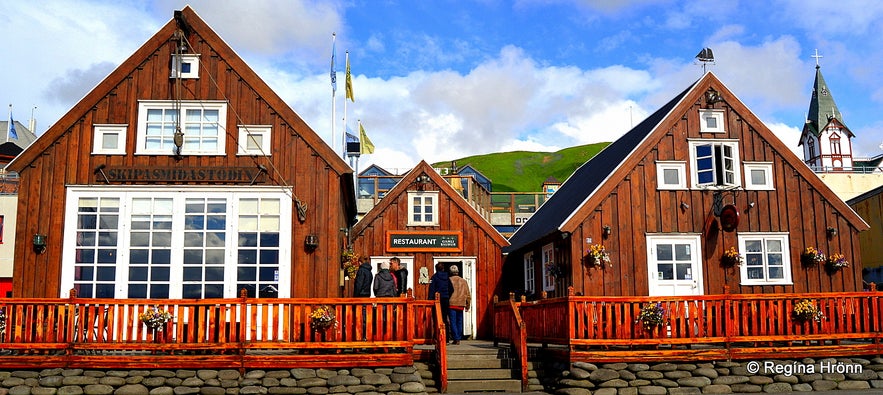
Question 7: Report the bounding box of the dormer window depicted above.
[171,54,200,79]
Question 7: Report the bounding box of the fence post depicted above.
[723,285,732,361]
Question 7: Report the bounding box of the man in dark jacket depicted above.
[428,263,453,341]
[353,257,374,297]
[390,257,408,296]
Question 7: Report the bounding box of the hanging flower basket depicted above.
[800,247,826,267]
[310,305,337,331]
[139,306,173,332]
[341,250,360,280]
[792,299,824,323]
[720,247,743,268]
[636,302,666,330]
[545,262,564,278]
[824,253,849,274]
[585,244,611,268]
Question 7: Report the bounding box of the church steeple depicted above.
[799,50,854,172]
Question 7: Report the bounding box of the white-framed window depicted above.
[136,100,227,156]
[689,140,741,188]
[407,191,439,226]
[171,54,200,79]
[699,110,725,134]
[738,233,792,286]
[237,125,272,156]
[60,186,292,299]
[656,161,687,190]
[523,253,535,296]
[92,124,127,155]
[743,162,774,190]
[542,244,554,292]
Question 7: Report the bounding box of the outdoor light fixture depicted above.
[304,234,319,251]
[826,227,838,238]
[602,225,612,238]
[33,234,47,254]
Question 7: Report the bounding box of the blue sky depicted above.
[2,0,882,173]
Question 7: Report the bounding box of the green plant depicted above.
[801,247,826,267]
[825,253,849,271]
[341,249,360,279]
[720,247,743,267]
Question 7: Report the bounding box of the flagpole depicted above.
[342,50,349,159]
[6,104,11,143]
[330,33,337,153]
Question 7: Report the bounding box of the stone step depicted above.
[445,379,522,393]
[447,358,508,369]
[448,368,513,380]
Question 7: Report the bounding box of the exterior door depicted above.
[647,235,703,296]
[435,258,475,339]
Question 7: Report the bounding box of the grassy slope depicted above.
[432,142,610,192]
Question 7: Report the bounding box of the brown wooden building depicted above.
[349,161,509,339]
[6,7,356,299]
[505,72,869,298]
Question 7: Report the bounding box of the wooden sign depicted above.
[99,166,263,183]
[386,230,462,252]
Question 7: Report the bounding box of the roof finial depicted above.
[811,49,823,68]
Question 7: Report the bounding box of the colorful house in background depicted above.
[6,6,357,299]
[0,119,38,297]
[504,72,869,299]
[349,160,509,339]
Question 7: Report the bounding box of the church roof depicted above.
[804,65,846,138]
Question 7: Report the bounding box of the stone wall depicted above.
[546,357,883,395]
[0,367,428,395]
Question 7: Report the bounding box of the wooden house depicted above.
[349,160,509,339]
[847,185,883,288]
[504,72,869,298]
[6,6,356,299]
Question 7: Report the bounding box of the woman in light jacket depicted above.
[448,265,470,344]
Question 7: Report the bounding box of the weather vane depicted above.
[695,48,715,74]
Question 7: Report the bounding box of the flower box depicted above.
[585,244,611,268]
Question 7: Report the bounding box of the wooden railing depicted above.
[0,292,445,369]
[493,288,883,363]
[492,294,528,391]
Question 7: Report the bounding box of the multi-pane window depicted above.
[237,198,281,298]
[73,197,120,298]
[523,253,535,296]
[739,233,791,285]
[92,125,127,155]
[61,188,290,299]
[831,135,841,155]
[690,141,740,188]
[128,198,173,299]
[136,101,227,155]
[542,244,554,292]
[407,191,438,226]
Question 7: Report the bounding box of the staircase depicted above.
[444,341,523,393]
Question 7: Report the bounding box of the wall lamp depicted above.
[304,234,319,251]
[826,227,838,239]
[602,225,612,239]
[33,234,47,254]
[705,88,723,106]
[415,175,431,184]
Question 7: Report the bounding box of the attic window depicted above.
[699,110,725,134]
[92,124,127,155]
[656,161,686,190]
[171,54,200,79]
[689,140,741,189]
[237,125,272,156]
[407,191,438,226]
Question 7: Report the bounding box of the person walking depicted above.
[390,257,408,296]
[448,265,470,345]
[353,256,374,297]
[428,263,453,341]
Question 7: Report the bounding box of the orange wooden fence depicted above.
[494,288,883,371]
[0,291,444,369]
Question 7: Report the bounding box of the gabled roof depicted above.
[505,81,693,252]
[352,160,509,247]
[506,72,869,253]
[7,6,351,177]
[455,164,492,192]
[799,65,854,142]
[360,164,394,177]
[0,120,38,151]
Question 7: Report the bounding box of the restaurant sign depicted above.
[386,231,462,252]
[98,166,264,184]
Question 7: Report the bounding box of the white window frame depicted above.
[699,109,725,134]
[237,125,272,156]
[407,191,439,226]
[171,54,200,79]
[92,124,127,155]
[688,139,741,189]
[59,186,292,299]
[738,233,792,286]
[656,161,687,190]
[523,253,535,296]
[136,100,227,156]
[542,243,554,292]
[743,162,774,190]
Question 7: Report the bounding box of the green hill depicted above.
[432,142,610,192]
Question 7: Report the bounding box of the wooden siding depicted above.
[349,162,508,339]
[515,76,867,297]
[850,191,883,271]
[10,7,353,299]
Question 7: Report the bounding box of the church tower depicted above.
[799,51,854,172]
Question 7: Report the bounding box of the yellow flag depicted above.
[359,123,374,154]
[345,53,354,102]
